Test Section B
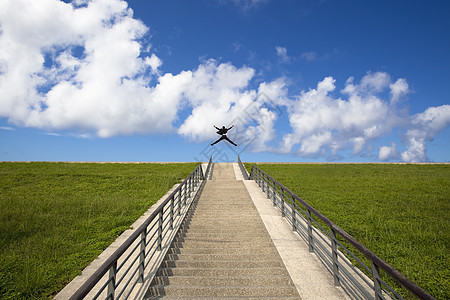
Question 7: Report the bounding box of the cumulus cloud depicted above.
[390,78,409,104]
[146,54,162,74]
[401,105,450,162]
[281,73,395,158]
[0,0,168,137]
[378,143,398,161]
[177,62,287,154]
[280,72,448,162]
[177,60,256,141]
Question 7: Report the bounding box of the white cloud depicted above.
[177,60,256,141]
[45,132,62,136]
[401,105,450,162]
[390,78,409,104]
[276,46,291,64]
[0,0,175,137]
[378,143,398,161]
[282,73,397,158]
[342,72,391,95]
[146,54,162,74]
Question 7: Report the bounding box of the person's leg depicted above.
[211,136,225,146]
[224,136,237,146]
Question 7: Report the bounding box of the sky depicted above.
[0,0,449,163]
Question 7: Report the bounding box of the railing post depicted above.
[291,195,296,231]
[107,261,117,300]
[272,183,277,206]
[372,261,383,300]
[271,179,276,202]
[261,173,265,193]
[170,195,174,230]
[307,209,314,252]
[190,175,193,197]
[265,175,269,196]
[258,169,262,188]
[177,189,181,216]
[276,187,281,207]
[194,167,198,185]
[188,176,191,199]
[281,190,285,217]
[138,229,146,283]
[258,170,264,189]
[157,210,163,251]
[330,228,340,286]
[265,175,268,196]
[182,182,186,208]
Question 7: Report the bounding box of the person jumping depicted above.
[211,125,237,146]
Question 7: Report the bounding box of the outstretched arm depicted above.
[213,125,220,130]
[227,125,235,130]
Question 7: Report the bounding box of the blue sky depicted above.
[0,0,449,162]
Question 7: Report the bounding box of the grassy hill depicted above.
[245,163,449,299]
[0,162,199,299]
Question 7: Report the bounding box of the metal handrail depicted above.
[249,164,434,300]
[69,158,212,300]
[204,156,213,180]
[237,156,249,180]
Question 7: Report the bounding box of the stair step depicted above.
[161,260,283,269]
[146,297,299,300]
[156,267,290,277]
[187,221,262,226]
[184,225,264,230]
[187,218,262,223]
[167,247,279,255]
[151,275,292,286]
[174,236,272,243]
[148,285,299,297]
[172,241,275,249]
[180,230,269,237]
[165,253,280,261]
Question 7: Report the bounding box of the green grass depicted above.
[245,163,449,299]
[0,162,199,299]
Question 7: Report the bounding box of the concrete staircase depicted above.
[145,163,300,299]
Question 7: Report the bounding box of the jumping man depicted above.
[211,125,237,146]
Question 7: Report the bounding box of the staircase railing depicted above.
[69,158,212,300]
[204,155,213,180]
[249,164,434,300]
[237,155,249,180]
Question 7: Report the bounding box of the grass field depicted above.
[0,162,199,299]
[245,163,449,299]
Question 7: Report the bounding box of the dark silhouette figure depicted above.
[211,125,237,146]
